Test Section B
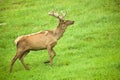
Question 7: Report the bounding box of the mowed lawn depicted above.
[0,0,120,80]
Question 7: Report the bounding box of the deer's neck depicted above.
[54,24,66,40]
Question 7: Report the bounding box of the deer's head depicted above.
[48,11,74,29]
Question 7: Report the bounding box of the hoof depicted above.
[25,67,30,70]
[26,68,30,70]
[44,60,50,64]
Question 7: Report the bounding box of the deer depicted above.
[10,11,74,73]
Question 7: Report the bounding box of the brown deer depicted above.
[10,11,74,73]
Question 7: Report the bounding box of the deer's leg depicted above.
[10,49,24,73]
[47,45,53,65]
[44,49,56,64]
[46,42,57,65]
[51,49,56,60]
[19,50,30,70]
[44,60,50,63]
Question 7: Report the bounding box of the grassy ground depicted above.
[0,0,120,80]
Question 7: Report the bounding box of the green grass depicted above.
[0,0,120,80]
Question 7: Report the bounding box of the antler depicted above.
[48,11,66,20]
[61,11,66,19]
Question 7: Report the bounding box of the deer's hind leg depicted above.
[10,49,24,73]
[19,50,30,70]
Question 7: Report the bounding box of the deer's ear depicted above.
[59,19,64,22]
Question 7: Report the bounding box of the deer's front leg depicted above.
[51,49,56,59]
[47,45,53,65]
[47,42,57,65]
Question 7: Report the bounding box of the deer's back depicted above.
[17,30,57,50]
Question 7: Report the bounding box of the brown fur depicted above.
[10,11,74,73]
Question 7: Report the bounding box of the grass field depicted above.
[0,0,120,80]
